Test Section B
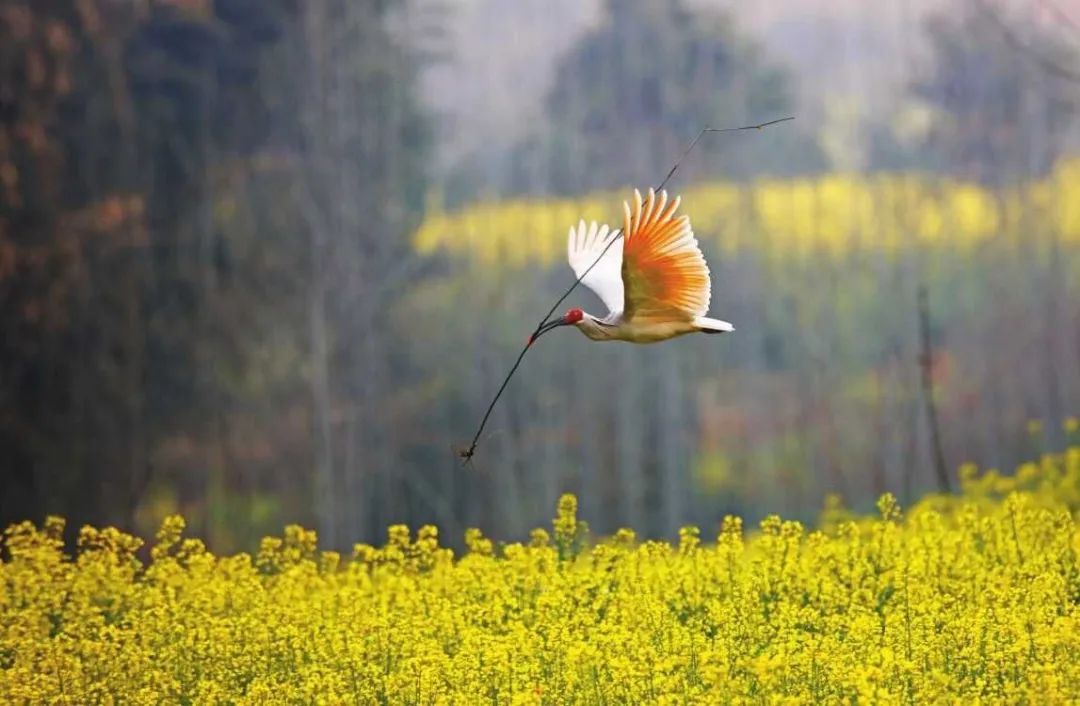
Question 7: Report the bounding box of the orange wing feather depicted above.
[620,188,711,322]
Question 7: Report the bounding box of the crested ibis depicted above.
[531,187,734,345]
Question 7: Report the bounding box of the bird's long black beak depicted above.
[528,317,568,345]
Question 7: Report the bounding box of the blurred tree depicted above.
[0,0,304,535]
[909,3,1078,183]
[500,0,825,197]
[278,0,433,546]
[0,0,160,531]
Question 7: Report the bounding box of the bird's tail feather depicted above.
[694,317,735,334]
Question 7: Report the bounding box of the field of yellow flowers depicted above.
[3,447,1080,704]
[414,158,1080,266]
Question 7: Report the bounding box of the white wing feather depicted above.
[567,220,624,317]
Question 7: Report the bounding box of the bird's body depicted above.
[572,311,705,343]
[534,187,733,344]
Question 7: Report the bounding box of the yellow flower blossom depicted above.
[413,158,1080,267]
[2,445,1080,703]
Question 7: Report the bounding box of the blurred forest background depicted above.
[2,0,1079,550]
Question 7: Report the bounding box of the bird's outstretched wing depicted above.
[567,219,624,316]
[621,188,711,322]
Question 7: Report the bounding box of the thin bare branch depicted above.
[1034,0,1080,39]
[973,0,1080,82]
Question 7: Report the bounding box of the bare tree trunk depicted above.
[615,348,645,528]
[576,351,603,530]
[538,340,563,530]
[657,345,686,537]
[121,253,147,527]
[917,285,952,493]
[310,273,337,546]
[494,361,522,538]
[300,0,340,547]
[1040,236,1066,450]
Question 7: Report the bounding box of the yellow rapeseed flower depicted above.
[2,446,1080,702]
[412,158,1080,268]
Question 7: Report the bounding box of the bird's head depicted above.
[529,308,585,345]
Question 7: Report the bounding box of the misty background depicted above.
[2,0,1078,550]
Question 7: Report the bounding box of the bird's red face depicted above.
[529,308,585,345]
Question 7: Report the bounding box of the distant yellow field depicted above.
[415,159,1080,265]
[3,443,1079,703]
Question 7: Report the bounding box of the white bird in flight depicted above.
[532,187,734,344]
